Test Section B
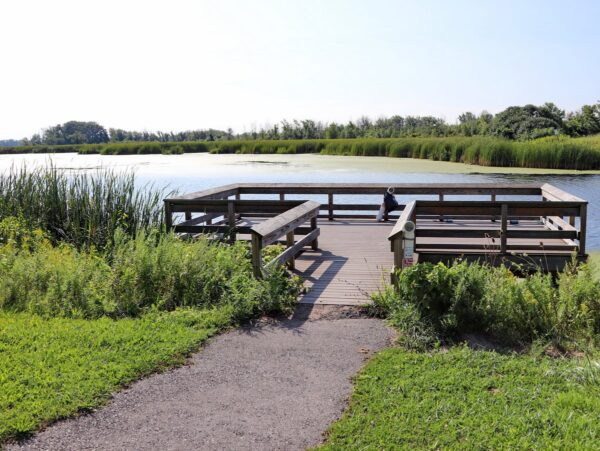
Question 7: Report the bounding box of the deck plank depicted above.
[293,219,393,306]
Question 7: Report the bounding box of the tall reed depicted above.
[0,165,167,249]
[2,135,600,169]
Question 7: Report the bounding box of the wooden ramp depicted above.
[293,219,394,305]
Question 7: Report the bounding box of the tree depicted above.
[490,104,563,139]
[565,103,600,137]
[43,121,109,145]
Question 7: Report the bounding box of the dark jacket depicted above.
[384,192,398,213]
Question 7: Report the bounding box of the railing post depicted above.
[251,233,263,278]
[491,193,497,222]
[390,235,404,285]
[228,200,236,242]
[279,193,285,201]
[311,216,319,250]
[328,193,334,221]
[286,231,295,269]
[500,204,508,254]
[164,200,173,231]
[438,193,444,222]
[579,203,587,256]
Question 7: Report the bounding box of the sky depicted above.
[1,0,599,138]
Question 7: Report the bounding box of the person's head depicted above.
[387,187,395,195]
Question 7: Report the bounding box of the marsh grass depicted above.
[3,135,600,169]
[0,165,166,249]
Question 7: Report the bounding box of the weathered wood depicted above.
[251,201,320,246]
[251,234,263,278]
[164,200,173,230]
[167,183,587,298]
[228,200,236,242]
[415,201,582,217]
[265,229,320,270]
[417,242,577,251]
[389,201,417,240]
[236,183,542,196]
[415,228,577,239]
[545,216,577,231]
[310,216,319,250]
[166,184,239,201]
[579,203,587,256]
[173,225,253,234]
[417,252,587,272]
[286,231,295,269]
[177,212,223,227]
[541,183,586,202]
[169,200,305,214]
[500,204,508,253]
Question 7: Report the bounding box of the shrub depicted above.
[377,261,600,349]
[0,223,300,320]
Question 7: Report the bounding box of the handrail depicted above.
[389,201,416,241]
[541,183,586,203]
[250,201,320,277]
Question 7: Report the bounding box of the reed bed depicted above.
[3,135,600,169]
[0,165,167,249]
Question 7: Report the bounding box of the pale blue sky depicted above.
[1,0,599,137]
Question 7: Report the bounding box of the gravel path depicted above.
[11,309,392,451]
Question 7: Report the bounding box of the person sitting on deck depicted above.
[376,187,398,222]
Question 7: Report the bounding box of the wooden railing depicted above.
[164,182,588,277]
[388,189,587,274]
[164,183,544,230]
[250,201,320,277]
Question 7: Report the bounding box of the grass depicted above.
[318,346,600,450]
[0,308,232,442]
[0,160,305,445]
[320,259,600,449]
[3,135,600,170]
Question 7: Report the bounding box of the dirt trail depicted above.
[11,307,392,451]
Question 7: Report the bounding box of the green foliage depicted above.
[377,261,600,349]
[4,135,600,169]
[0,165,166,249]
[0,224,300,320]
[490,103,564,140]
[318,347,600,450]
[0,308,231,442]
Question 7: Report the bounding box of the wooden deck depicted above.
[293,219,393,305]
[165,182,588,306]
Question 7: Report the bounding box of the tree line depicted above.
[15,101,600,146]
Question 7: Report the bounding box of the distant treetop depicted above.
[16,101,600,146]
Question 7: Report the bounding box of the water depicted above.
[1,152,599,249]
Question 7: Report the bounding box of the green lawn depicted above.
[319,347,600,450]
[0,308,232,442]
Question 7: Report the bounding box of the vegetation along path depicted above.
[10,308,393,451]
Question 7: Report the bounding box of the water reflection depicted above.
[1,153,598,248]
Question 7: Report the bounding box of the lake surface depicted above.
[1,153,599,249]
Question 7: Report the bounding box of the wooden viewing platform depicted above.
[165,183,588,305]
